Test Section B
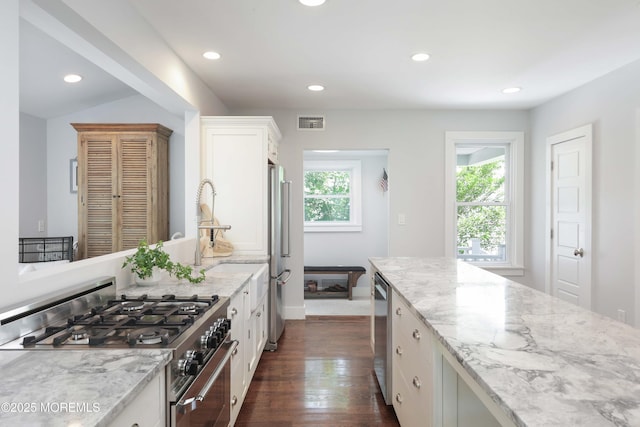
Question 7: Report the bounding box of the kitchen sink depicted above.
[210,263,269,311]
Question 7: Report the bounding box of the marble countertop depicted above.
[122,256,267,299]
[369,257,640,427]
[0,256,265,426]
[0,349,172,427]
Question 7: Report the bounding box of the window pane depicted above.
[456,146,505,203]
[456,205,506,262]
[304,197,350,222]
[304,171,350,196]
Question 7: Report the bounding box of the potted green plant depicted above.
[122,239,206,285]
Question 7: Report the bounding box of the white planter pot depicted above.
[134,268,162,286]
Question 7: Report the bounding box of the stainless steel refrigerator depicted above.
[265,164,291,351]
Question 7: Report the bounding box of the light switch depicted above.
[38,220,45,232]
[398,213,406,225]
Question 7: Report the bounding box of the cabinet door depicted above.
[229,284,249,425]
[204,126,268,255]
[117,133,153,251]
[78,133,117,259]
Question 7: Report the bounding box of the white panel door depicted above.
[547,125,592,308]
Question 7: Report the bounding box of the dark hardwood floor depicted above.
[235,316,400,427]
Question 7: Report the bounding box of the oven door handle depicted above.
[176,339,238,414]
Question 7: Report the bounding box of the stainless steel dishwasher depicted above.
[374,272,392,405]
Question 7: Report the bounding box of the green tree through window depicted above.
[304,170,351,222]
[456,153,507,259]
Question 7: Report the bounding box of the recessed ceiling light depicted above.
[411,53,430,62]
[308,85,325,92]
[502,87,522,94]
[63,74,82,83]
[299,0,326,6]
[203,51,221,60]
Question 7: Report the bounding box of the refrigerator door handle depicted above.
[272,269,292,285]
[282,180,292,257]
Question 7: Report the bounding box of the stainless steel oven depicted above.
[0,276,235,427]
[172,336,237,426]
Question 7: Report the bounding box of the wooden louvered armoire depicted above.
[72,123,172,259]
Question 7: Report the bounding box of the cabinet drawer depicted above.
[393,297,433,366]
[392,364,431,427]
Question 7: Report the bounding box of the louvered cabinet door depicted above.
[117,133,153,252]
[78,133,117,259]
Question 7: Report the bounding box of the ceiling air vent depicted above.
[298,115,325,131]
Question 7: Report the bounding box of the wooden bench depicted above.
[304,266,366,300]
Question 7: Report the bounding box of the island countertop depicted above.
[369,257,640,427]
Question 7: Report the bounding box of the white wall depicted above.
[303,150,389,297]
[233,108,530,318]
[0,0,20,296]
[19,113,47,237]
[527,57,640,325]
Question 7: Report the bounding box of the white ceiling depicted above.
[19,0,640,118]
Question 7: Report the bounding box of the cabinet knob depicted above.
[396,307,402,316]
[232,347,238,356]
[413,376,421,389]
[231,396,238,406]
[395,346,403,356]
[230,308,238,317]
[412,329,421,340]
[395,393,403,404]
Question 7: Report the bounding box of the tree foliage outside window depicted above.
[304,170,351,222]
[456,155,507,258]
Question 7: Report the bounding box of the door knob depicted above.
[574,248,584,257]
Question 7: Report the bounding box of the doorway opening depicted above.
[302,149,389,315]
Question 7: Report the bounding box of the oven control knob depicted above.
[184,360,198,376]
[202,332,219,350]
[177,358,198,376]
[209,326,224,341]
[192,351,204,364]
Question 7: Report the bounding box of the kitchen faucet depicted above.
[195,178,231,266]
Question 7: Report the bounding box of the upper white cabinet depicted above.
[201,116,281,256]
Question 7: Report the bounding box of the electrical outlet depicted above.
[398,213,406,225]
[617,309,626,323]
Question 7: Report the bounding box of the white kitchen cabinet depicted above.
[201,116,281,256]
[228,277,269,426]
[108,369,165,427]
[391,289,435,427]
[248,292,268,377]
[229,281,250,425]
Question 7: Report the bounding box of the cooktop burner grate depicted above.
[21,293,220,348]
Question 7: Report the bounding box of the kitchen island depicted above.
[370,257,640,427]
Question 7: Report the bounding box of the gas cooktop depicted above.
[21,294,221,348]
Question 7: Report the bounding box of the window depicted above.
[304,160,362,232]
[445,132,524,275]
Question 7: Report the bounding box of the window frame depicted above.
[445,131,524,276]
[303,159,362,232]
